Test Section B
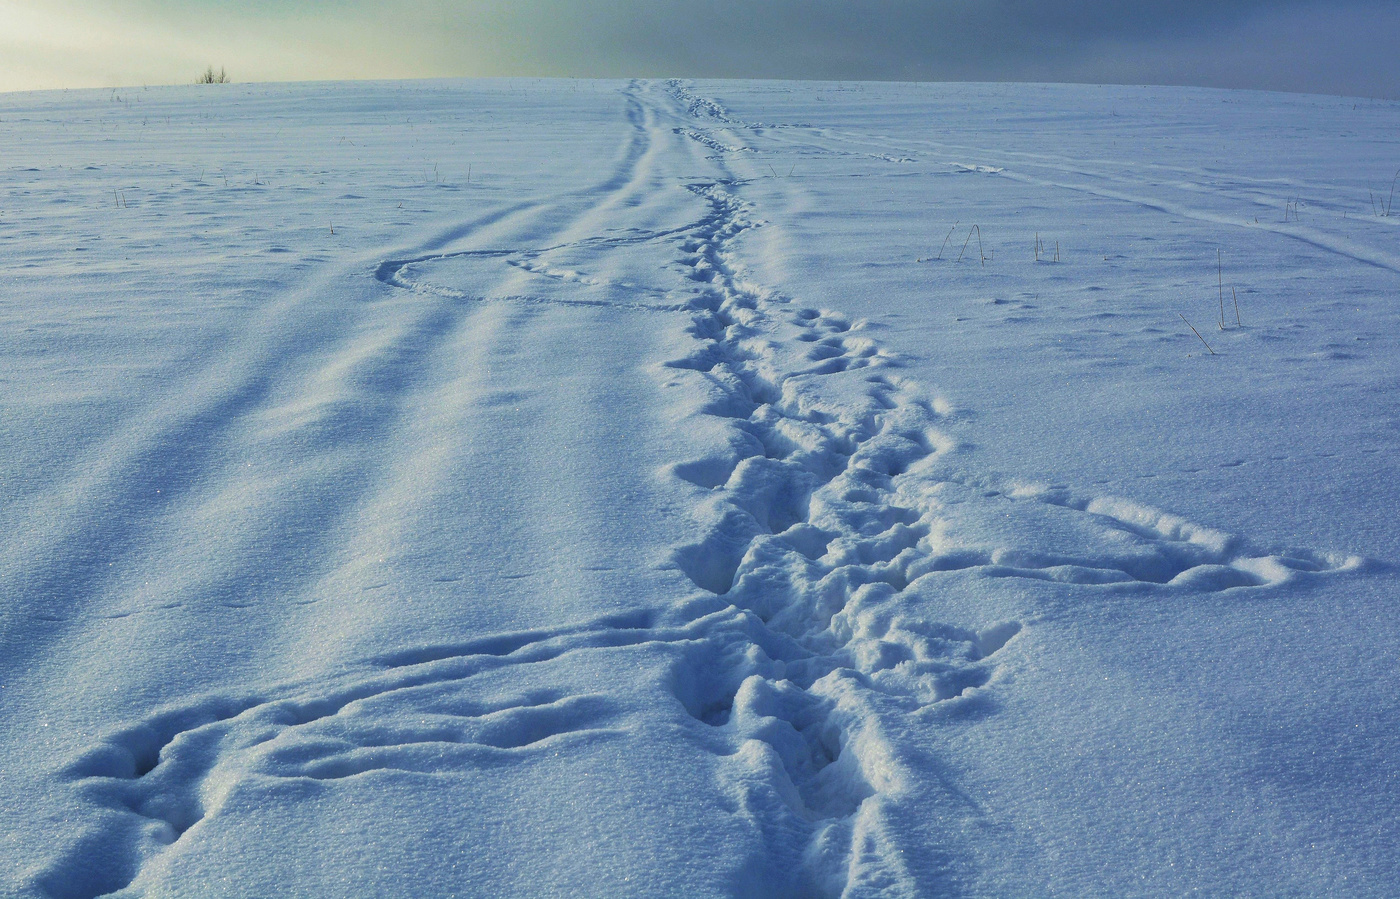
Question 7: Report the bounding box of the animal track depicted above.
[654,172,1030,891]
[675,127,754,155]
[40,610,722,899]
[654,80,1361,895]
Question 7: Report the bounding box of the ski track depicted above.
[736,115,1400,278]
[38,80,1365,899]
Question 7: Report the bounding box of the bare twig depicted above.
[937,222,958,260]
[1232,287,1241,327]
[1180,314,1217,355]
[1218,249,1225,330]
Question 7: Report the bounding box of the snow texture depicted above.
[1,78,1397,897]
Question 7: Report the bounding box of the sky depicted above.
[0,0,1397,98]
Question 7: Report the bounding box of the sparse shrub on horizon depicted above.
[198,66,229,85]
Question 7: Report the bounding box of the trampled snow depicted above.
[1,78,1397,897]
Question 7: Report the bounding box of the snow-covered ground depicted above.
[2,78,1397,897]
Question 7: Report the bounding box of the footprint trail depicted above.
[35,79,1365,899]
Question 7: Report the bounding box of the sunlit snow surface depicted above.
[2,79,1398,897]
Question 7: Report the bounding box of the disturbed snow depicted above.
[2,78,1398,897]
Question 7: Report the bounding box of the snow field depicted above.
[1,78,1395,897]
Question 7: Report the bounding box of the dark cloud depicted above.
[386,0,1393,97]
[68,0,1400,98]
[509,0,1394,94]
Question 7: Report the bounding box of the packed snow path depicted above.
[2,80,1396,897]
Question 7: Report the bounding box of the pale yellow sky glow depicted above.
[0,1,433,92]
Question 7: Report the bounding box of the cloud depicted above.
[361,0,1400,97]
[469,0,1399,96]
[1,0,1396,98]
